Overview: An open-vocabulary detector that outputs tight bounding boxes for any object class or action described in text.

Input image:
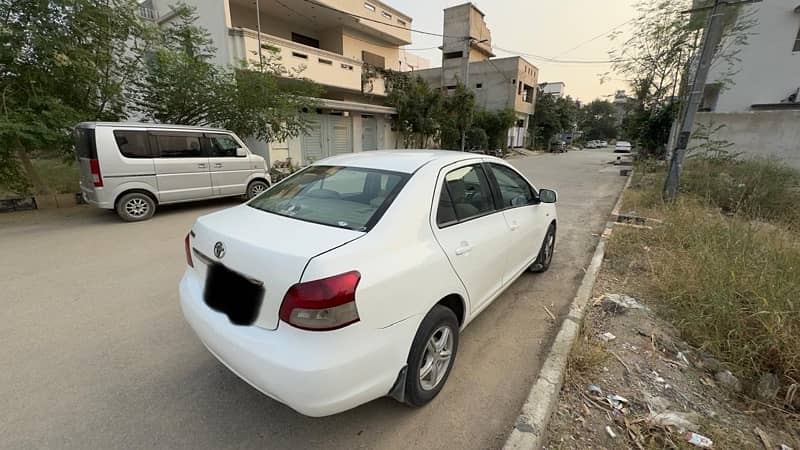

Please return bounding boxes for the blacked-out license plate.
[204,263,264,326]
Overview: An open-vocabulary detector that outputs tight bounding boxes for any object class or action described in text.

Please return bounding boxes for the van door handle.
[213,163,223,168]
[454,243,472,256]
[198,163,207,169]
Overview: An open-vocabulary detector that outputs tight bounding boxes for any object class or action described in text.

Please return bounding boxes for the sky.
[382,0,641,103]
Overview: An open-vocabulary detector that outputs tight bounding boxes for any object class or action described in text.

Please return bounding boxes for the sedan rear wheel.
[403,305,459,407]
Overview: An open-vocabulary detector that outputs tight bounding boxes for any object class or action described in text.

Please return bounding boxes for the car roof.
[75,122,230,133]
[314,150,492,174]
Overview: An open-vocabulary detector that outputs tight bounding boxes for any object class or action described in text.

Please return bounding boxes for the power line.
[553,18,635,58]
[493,45,626,64]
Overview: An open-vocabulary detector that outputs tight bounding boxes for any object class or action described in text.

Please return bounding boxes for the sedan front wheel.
[403,305,459,407]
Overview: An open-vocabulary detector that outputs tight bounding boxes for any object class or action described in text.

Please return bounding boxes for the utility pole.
[664,0,761,200]
[255,0,264,67]
[461,37,472,152]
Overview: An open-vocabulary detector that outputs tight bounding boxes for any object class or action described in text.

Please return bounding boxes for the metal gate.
[301,114,353,164]
[361,115,378,151]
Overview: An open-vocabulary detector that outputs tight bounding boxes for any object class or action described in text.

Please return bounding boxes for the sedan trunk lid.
[191,205,364,330]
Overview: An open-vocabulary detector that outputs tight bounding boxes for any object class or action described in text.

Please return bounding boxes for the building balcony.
[229,28,388,96]
[228,0,411,46]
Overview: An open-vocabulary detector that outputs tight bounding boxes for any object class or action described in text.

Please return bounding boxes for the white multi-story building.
[140,0,417,165]
[702,1,800,112]
[539,82,566,98]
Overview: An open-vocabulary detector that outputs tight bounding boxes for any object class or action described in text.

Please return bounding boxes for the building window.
[382,11,392,20]
[341,63,354,70]
[518,81,523,95]
[397,18,407,26]
[444,51,463,60]
[475,83,483,89]
[318,58,333,65]
[794,25,800,52]
[291,32,320,49]
[363,2,376,12]
[445,85,457,91]
[292,51,308,59]
[522,84,534,103]
[362,50,386,69]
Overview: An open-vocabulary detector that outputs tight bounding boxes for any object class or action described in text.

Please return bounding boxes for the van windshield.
[248,165,410,232]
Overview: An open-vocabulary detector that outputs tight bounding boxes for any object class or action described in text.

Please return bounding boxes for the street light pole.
[461,37,472,152]
[255,0,264,67]
[663,0,725,201]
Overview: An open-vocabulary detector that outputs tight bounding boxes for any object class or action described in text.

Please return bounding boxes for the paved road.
[1,149,625,450]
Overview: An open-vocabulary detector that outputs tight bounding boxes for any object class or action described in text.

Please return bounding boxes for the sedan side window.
[442,164,495,223]
[489,164,534,208]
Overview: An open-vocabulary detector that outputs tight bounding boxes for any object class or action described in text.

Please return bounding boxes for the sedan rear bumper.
[179,270,419,417]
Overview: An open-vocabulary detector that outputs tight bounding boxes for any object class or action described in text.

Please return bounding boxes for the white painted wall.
[691,111,800,170]
[707,1,800,112]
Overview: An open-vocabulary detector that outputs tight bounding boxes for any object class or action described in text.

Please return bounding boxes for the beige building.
[140,0,419,165]
[413,3,538,148]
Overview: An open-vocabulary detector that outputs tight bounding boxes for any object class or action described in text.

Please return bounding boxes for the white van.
[74,122,271,221]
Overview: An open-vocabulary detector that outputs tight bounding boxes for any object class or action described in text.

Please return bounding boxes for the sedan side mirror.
[539,189,557,204]
[236,147,247,157]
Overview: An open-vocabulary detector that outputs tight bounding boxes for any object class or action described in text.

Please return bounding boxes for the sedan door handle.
[213,163,223,168]
[197,163,207,169]
[454,243,472,256]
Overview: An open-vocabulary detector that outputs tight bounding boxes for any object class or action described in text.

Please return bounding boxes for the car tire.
[246,180,269,200]
[530,224,556,273]
[403,305,459,407]
[116,192,156,222]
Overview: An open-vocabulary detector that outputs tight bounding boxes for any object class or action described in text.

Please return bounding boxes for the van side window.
[114,131,150,158]
[156,134,203,158]
[206,134,243,157]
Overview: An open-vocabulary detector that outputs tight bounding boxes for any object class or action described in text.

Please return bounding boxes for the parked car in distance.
[74,122,271,222]
[180,150,558,417]
[585,141,597,149]
[614,141,633,153]
[599,141,609,148]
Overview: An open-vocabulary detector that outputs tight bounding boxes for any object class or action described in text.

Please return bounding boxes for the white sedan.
[180,150,558,417]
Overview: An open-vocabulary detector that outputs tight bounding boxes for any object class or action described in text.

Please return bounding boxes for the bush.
[682,157,800,229]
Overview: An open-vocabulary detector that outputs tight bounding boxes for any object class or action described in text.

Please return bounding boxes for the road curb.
[503,172,633,450]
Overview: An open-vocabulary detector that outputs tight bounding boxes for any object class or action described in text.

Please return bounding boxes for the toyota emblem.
[213,241,226,259]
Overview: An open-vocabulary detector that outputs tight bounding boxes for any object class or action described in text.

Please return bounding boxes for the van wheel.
[402,305,459,407]
[247,180,269,200]
[116,193,156,222]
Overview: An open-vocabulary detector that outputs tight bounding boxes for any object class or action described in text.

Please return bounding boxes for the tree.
[608,0,754,156]
[438,84,475,150]
[130,6,322,143]
[579,100,618,141]
[0,0,156,194]
[473,109,517,151]
[530,94,580,150]
[385,74,442,148]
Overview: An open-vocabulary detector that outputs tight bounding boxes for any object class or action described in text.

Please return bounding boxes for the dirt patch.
[544,267,800,449]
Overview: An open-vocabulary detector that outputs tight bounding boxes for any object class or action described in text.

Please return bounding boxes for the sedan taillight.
[279,271,361,331]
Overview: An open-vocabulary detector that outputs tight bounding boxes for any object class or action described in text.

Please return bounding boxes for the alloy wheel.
[125,198,149,218]
[419,325,454,391]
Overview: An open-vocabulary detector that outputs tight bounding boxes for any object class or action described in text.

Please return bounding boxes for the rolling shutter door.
[302,116,324,163]
[328,116,352,155]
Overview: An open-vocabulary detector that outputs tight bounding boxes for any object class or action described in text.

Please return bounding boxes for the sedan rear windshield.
[248,165,410,232]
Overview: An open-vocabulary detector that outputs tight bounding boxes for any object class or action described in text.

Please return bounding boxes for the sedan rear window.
[248,166,409,231]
